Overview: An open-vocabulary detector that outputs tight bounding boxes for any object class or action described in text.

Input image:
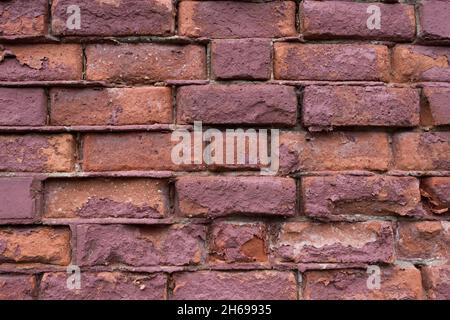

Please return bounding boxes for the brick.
[273,221,394,263]
[419,0,450,42]
[0,0,47,37]
[0,44,83,81]
[274,43,389,81]
[0,227,71,265]
[422,264,450,300]
[397,221,449,260]
[0,134,76,172]
[0,88,46,126]
[392,45,450,82]
[302,175,422,218]
[211,39,271,80]
[85,43,206,83]
[303,86,419,130]
[0,177,42,220]
[421,177,450,215]
[52,0,174,36]
[0,275,36,300]
[301,1,415,41]
[209,222,268,264]
[393,132,450,171]
[303,266,423,300]
[178,1,296,38]
[50,87,172,126]
[40,272,166,300]
[279,131,391,173]
[76,224,206,266]
[176,176,296,218]
[44,178,169,219]
[172,271,297,300]
[177,84,297,126]
[422,86,450,126]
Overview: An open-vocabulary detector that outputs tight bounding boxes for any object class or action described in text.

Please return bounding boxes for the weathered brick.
[279,131,391,173]
[303,266,423,300]
[44,178,169,219]
[273,221,394,263]
[172,271,297,300]
[0,0,47,37]
[397,221,449,260]
[76,224,205,266]
[301,1,415,40]
[0,134,76,172]
[50,87,172,126]
[303,86,419,129]
[209,222,268,264]
[0,275,36,300]
[0,227,71,265]
[178,1,296,38]
[177,84,297,126]
[52,0,174,36]
[302,175,422,218]
[0,177,42,220]
[40,272,167,300]
[393,132,450,170]
[419,0,450,42]
[392,45,450,82]
[274,44,389,81]
[422,264,450,300]
[0,88,47,126]
[211,39,271,80]
[85,44,206,82]
[176,176,296,218]
[0,44,83,81]
[421,177,450,215]
[422,86,450,126]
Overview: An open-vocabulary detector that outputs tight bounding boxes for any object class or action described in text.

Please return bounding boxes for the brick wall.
[0,0,449,300]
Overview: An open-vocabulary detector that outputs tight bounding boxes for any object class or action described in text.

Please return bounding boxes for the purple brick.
[0,275,35,300]
[0,88,47,126]
[0,177,41,220]
[419,0,450,42]
[423,86,450,126]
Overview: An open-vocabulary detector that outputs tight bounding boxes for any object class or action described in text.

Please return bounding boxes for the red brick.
[397,221,449,260]
[0,44,83,81]
[0,0,47,37]
[422,264,450,300]
[0,177,42,220]
[40,272,167,300]
[178,1,296,38]
[301,1,415,40]
[177,84,297,126]
[274,43,389,81]
[50,87,172,126]
[0,134,76,172]
[303,266,424,300]
[0,227,71,265]
[392,45,450,82]
[303,86,420,129]
[393,132,450,170]
[421,177,450,215]
[0,88,46,126]
[85,43,206,83]
[76,224,206,266]
[211,39,271,80]
[209,222,268,264]
[422,86,450,126]
[419,0,450,42]
[279,131,391,173]
[44,178,169,219]
[176,176,296,218]
[0,275,36,300]
[273,221,394,263]
[52,0,174,36]
[302,175,422,219]
[172,271,297,300]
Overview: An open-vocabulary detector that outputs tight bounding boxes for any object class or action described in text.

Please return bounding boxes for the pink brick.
[0,177,41,220]
[0,88,47,126]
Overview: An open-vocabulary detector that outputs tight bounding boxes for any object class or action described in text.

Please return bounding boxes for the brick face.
[419,0,450,42]
[0,275,36,300]
[0,178,41,221]
[0,88,47,126]
[0,0,47,37]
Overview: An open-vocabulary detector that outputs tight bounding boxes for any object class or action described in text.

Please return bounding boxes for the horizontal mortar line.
[0,80,208,87]
[0,124,192,133]
[39,217,210,226]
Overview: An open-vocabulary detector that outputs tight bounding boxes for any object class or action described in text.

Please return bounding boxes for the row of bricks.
[1,85,449,127]
[1,0,449,42]
[2,175,449,220]
[0,220,447,266]
[0,131,450,172]
[1,265,448,300]
[1,43,450,82]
